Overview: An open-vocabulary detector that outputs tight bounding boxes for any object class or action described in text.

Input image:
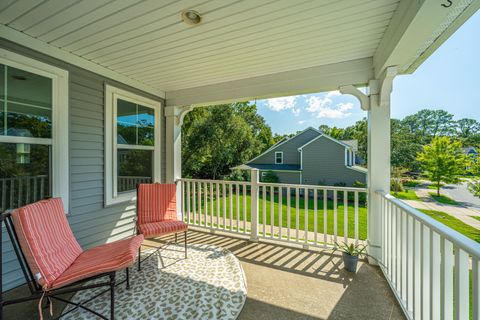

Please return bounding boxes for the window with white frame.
[275,151,283,164]
[105,85,161,205]
[0,49,69,212]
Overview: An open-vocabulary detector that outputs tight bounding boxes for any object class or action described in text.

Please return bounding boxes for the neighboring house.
[463,147,478,161]
[234,127,367,186]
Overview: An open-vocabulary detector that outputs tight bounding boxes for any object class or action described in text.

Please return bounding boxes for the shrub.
[261,170,279,183]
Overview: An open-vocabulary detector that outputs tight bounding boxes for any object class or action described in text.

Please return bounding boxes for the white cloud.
[265,96,297,112]
[298,120,306,125]
[306,94,353,119]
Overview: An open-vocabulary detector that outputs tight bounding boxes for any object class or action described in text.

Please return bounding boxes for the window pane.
[117,149,153,193]
[137,104,154,146]
[116,99,154,146]
[117,99,137,145]
[0,143,51,211]
[1,65,52,138]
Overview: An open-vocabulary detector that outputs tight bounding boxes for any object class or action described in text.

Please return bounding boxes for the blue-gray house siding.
[1,39,166,291]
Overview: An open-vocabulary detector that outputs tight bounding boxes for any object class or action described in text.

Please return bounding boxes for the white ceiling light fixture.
[181,10,202,25]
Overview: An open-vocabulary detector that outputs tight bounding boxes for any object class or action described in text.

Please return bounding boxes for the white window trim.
[104,84,161,206]
[275,151,283,164]
[0,49,69,212]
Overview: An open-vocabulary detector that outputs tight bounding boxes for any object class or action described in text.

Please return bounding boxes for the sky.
[254,10,480,135]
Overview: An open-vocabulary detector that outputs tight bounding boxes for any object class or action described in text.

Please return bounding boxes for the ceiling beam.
[165,57,373,107]
[373,0,479,78]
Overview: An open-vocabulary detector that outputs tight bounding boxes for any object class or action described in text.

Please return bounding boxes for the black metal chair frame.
[136,184,188,271]
[0,212,130,320]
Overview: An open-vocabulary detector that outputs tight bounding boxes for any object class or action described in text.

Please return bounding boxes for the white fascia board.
[1,25,165,98]
[166,58,373,107]
[373,0,478,77]
[348,166,368,174]
[247,127,321,164]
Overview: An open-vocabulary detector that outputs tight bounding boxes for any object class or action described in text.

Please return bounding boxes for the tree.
[416,137,466,196]
[182,102,274,179]
[467,162,480,199]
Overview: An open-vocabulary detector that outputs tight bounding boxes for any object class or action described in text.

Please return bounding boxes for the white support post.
[165,105,193,220]
[340,66,397,264]
[250,169,259,242]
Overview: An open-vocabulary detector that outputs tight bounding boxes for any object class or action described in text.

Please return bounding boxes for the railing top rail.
[177,178,367,192]
[379,191,480,257]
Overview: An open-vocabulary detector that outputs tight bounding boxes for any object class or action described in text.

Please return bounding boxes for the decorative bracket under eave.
[339,85,370,111]
[165,105,194,125]
[378,66,397,108]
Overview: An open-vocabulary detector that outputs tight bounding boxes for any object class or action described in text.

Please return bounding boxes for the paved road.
[444,182,480,210]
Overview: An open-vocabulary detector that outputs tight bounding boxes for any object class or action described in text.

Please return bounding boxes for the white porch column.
[165,106,193,218]
[340,66,396,264]
[250,169,259,242]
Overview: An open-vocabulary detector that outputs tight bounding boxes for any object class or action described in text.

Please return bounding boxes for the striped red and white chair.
[1,197,143,320]
[136,183,188,270]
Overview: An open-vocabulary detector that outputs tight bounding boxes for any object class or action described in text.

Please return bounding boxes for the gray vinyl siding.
[1,40,165,291]
[301,137,366,187]
[260,171,300,184]
[250,128,320,165]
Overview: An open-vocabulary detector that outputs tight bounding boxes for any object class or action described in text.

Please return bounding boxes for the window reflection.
[117,99,154,146]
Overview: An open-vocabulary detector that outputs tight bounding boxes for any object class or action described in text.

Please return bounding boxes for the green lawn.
[472,216,480,222]
[392,189,419,200]
[420,209,480,243]
[186,192,368,240]
[429,193,458,205]
[402,180,421,188]
[427,184,445,190]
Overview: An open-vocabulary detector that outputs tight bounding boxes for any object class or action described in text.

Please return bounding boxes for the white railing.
[378,191,480,320]
[0,175,49,211]
[178,177,367,248]
[117,176,152,192]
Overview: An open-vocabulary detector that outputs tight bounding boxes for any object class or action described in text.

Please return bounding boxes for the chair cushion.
[137,183,177,224]
[52,235,144,289]
[138,220,188,239]
[11,198,82,289]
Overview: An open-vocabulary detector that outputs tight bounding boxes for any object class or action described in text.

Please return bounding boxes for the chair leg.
[138,247,141,271]
[109,273,116,320]
[125,267,130,290]
[184,231,187,259]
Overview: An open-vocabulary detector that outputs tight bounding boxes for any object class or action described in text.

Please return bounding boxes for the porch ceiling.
[1,0,478,105]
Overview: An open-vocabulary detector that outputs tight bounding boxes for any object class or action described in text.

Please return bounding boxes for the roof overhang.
[1,0,477,105]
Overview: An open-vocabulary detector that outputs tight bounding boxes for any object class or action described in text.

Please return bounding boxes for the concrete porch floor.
[3,230,404,319]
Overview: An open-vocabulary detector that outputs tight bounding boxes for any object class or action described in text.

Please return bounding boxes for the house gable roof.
[297,133,352,151]
[246,127,321,164]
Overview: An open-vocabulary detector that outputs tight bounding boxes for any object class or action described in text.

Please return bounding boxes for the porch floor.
[3,230,404,319]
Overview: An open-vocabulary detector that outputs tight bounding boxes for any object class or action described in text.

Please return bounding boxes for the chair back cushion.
[11,198,82,289]
[137,183,177,224]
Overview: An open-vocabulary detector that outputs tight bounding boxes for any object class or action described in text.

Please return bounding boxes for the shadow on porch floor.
[3,230,404,319]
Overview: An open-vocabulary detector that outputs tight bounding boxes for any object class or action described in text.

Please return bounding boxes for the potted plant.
[334,242,367,273]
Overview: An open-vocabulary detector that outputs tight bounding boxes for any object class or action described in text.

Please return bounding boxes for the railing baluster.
[236,184,240,232]
[223,183,227,230]
[440,238,453,320]
[210,182,214,229]
[229,184,233,231]
[304,187,308,245]
[198,182,202,226]
[186,181,191,224]
[287,186,291,241]
[333,190,337,244]
[473,256,480,320]
[354,191,359,244]
[422,225,431,320]
[454,247,469,320]
[278,187,282,240]
[295,187,299,242]
[192,182,196,225]
[313,189,318,245]
[204,182,208,227]
[216,182,220,228]
[263,185,267,237]
[243,184,247,233]
[413,218,421,319]
[270,185,274,238]
[323,189,327,246]
[1,178,6,211]
[343,190,348,244]
[430,231,441,320]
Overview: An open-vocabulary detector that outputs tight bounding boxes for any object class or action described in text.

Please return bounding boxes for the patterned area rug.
[62,244,247,320]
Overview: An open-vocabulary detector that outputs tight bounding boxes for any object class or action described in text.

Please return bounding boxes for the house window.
[0,49,69,212]
[105,85,161,205]
[275,151,283,164]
